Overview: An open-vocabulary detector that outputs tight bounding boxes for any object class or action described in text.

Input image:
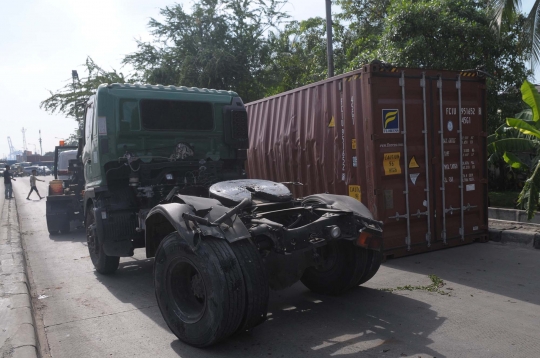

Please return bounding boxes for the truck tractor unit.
[45,145,84,234]
[76,83,383,347]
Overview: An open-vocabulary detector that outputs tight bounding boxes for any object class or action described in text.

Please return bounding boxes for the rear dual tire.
[301,241,382,295]
[154,233,269,347]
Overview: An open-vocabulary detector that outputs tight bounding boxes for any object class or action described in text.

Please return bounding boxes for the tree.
[489,80,540,218]
[263,17,350,95]
[123,0,289,103]
[367,0,531,134]
[489,0,540,68]
[335,0,391,69]
[40,57,129,126]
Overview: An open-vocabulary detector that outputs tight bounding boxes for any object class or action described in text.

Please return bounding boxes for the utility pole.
[39,129,43,156]
[326,0,334,78]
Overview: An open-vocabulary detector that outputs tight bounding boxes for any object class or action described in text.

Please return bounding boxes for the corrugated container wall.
[246,63,488,258]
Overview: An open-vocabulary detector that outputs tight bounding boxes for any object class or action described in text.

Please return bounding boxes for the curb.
[0,196,39,358]
[489,228,540,250]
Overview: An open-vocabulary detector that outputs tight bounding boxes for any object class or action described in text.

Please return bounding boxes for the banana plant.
[490,80,540,219]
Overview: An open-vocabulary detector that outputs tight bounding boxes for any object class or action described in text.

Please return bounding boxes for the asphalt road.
[9,176,540,358]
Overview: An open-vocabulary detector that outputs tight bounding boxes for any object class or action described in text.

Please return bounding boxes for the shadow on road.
[48,227,86,243]
[94,256,445,358]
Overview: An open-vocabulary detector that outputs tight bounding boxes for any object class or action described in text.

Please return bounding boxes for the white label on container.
[466,184,475,191]
[473,226,478,231]
[98,116,107,135]
[447,121,454,131]
[410,173,419,185]
[352,156,358,167]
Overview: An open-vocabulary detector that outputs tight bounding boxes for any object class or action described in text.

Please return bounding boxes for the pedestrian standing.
[27,170,44,200]
[4,165,16,199]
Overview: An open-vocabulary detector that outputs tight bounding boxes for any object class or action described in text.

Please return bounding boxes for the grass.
[488,191,520,208]
[381,274,449,296]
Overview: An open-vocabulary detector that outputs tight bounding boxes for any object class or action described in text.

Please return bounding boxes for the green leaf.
[515,109,533,121]
[518,160,540,220]
[521,80,540,121]
[503,152,526,169]
[506,118,540,138]
[487,137,537,155]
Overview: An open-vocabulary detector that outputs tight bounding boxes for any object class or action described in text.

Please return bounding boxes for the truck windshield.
[140,99,213,131]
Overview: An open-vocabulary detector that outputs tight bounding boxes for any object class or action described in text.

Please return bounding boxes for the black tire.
[60,219,70,234]
[230,239,269,332]
[154,233,246,347]
[86,204,120,275]
[356,250,383,286]
[301,240,369,295]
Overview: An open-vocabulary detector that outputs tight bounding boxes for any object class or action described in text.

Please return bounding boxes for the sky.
[0,0,326,159]
[0,0,537,159]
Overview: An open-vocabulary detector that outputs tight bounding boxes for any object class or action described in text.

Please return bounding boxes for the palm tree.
[490,0,540,67]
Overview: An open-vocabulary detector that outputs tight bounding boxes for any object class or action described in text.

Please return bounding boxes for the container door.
[431,74,487,244]
[365,71,435,253]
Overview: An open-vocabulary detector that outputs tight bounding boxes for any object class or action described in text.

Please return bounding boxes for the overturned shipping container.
[246,63,488,258]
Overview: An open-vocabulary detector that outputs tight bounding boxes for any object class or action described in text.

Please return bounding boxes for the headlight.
[328,225,341,239]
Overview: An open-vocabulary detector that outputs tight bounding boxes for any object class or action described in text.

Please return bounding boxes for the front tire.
[86,204,120,275]
[154,233,246,347]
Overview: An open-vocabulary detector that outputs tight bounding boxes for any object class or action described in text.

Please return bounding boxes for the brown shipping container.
[246,63,488,258]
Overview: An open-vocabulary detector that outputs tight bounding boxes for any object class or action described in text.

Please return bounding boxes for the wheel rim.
[86,208,99,256]
[314,244,339,272]
[167,258,207,324]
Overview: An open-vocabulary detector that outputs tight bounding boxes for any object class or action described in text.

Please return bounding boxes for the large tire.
[230,239,269,332]
[86,204,120,275]
[60,218,70,234]
[355,250,383,286]
[301,240,369,295]
[154,233,246,347]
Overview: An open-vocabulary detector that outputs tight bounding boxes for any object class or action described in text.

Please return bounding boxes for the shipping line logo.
[382,109,399,133]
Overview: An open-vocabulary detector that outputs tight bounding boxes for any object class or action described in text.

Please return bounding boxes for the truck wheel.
[86,204,120,275]
[301,241,369,295]
[60,219,70,234]
[355,250,383,286]
[230,239,269,332]
[154,233,245,347]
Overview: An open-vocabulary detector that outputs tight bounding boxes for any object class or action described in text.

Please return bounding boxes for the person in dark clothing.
[3,165,16,199]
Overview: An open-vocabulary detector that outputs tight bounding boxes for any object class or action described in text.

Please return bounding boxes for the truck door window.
[140,99,213,131]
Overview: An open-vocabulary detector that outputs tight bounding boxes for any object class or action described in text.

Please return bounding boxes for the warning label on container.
[382,109,399,133]
[349,185,361,201]
[352,139,356,149]
[328,116,335,127]
[383,152,401,175]
[409,156,419,169]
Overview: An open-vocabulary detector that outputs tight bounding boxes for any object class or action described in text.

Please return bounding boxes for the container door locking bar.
[438,76,447,244]
[400,71,412,251]
[457,75,465,241]
[420,73,432,247]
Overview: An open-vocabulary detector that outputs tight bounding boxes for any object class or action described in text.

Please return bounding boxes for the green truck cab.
[82,83,248,260]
